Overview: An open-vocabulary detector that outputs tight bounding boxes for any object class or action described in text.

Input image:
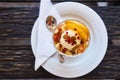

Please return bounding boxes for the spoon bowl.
[46,15,57,32]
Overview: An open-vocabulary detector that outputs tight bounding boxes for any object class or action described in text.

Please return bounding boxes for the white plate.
[31,2,108,78]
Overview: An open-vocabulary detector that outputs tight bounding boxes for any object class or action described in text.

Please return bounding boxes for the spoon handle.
[58,54,65,63]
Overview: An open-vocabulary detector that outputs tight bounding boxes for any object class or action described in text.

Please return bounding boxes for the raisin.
[75,33,77,36]
[59,44,62,48]
[66,32,68,34]
[74,28,77,31]
[77,36,80,39]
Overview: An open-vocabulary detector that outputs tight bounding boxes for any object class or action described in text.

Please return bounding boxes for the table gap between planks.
[0,0,120,79]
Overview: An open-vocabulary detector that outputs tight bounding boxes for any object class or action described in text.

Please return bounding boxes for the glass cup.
[53,19,90,57]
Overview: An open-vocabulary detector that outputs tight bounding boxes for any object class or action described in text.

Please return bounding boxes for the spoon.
[46,15,65,63]
[46,15,56,32]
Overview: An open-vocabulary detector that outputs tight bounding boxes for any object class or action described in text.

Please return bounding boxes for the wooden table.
[0,0,120,79]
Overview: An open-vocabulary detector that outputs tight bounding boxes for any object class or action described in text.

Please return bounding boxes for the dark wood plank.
[0,0,119,2]
[0,2,97,8]
[0,45,119,78]
[0,6,120,79]
[0,7,38,39]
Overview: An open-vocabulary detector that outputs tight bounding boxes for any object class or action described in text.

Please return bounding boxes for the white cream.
[60,30,81,50]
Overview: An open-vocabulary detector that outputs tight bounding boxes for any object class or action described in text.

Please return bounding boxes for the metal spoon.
[46,15,57,32]
[46,15,65,63]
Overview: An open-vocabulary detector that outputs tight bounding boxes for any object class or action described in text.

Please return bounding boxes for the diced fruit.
[65,20,90,36]
[62,48,67,53]
[55,43,62,51]
[75,44,84,53]
[83,41,89,49]
[65,50,72,55]
[72,45,80,51]
[65,23,88,42]
[63,34,70,39]
[53,34,60,42]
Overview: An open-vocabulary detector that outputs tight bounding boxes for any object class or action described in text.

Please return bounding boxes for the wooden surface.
[0,1,120,79]
[0,0,119,2]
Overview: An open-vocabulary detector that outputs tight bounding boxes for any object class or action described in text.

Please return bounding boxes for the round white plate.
[31,2,108,78]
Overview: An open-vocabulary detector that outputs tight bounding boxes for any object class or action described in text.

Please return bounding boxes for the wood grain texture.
[0,0,120,2]
[0,6,120,79]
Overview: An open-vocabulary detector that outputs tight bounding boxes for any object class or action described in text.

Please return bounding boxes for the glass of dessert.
[53,19,90,57]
